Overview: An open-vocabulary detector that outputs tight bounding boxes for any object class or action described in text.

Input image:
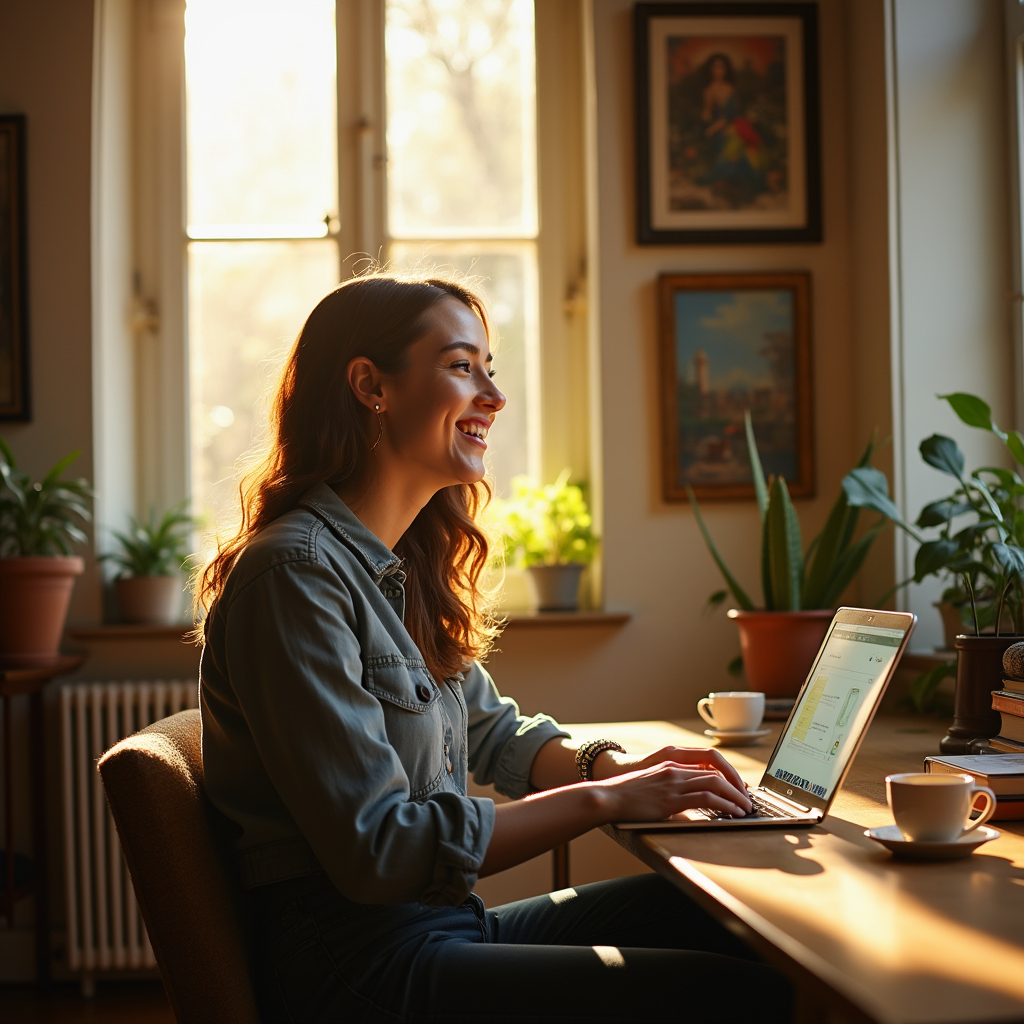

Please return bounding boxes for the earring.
[370,403,383,452]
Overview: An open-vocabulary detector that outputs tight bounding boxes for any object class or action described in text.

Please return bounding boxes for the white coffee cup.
[886,772,996,843]
[697,691,766,732]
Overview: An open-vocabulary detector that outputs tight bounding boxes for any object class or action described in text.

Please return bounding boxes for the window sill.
[500,611,631,628]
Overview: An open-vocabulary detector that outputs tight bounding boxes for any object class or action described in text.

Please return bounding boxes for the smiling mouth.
[457,421,489,447]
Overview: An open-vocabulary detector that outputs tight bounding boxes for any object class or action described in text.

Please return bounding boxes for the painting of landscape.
[659,274,812,501]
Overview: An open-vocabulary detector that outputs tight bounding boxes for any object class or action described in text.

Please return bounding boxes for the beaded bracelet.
[575,738,626,781]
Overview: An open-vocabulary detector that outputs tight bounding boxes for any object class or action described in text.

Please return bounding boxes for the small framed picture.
[635,2,821,245]
[658,272,813,502]
[0,115,30,421]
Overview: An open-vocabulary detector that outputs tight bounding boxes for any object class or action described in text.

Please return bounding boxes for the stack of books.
[991,685,1024,751]
[925,753,1024,820]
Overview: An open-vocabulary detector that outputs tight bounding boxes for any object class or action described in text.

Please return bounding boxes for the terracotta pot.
[526,564,585,611]
[115,575,184,625]
[0,556,84,666]
[727,608,834,698]
[940,634,1021,754]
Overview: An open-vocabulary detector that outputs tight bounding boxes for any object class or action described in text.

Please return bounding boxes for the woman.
[197,274,792,1023]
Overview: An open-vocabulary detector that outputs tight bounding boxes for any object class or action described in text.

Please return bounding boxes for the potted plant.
[0,440,91,665]
[843,392,1024,750]
[491,471,598,611]
[690,415,885,697]
[102,506,195,625]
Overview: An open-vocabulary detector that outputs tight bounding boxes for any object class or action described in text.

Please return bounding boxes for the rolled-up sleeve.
[220,559,494,906]
[462,662,570,798]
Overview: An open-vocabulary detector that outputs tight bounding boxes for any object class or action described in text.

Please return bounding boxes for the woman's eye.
[451,360,471,372]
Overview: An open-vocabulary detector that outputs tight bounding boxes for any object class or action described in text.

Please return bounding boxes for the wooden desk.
[563,717,1024,1024]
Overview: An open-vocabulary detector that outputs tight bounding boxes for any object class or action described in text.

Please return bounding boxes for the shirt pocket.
[365,657,448,800]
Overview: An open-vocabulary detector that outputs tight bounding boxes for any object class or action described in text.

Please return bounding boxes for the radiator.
[60,681,198,972]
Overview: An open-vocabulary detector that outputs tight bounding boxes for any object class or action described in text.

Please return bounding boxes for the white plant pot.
[115,575,184,625]
[526,564,586,612]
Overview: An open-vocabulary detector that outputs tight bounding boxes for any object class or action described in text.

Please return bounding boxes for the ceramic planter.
[0,556,84,666]
[727,608,834,698]
[940,634,1021,754]
[526,564,586,612]
[115,575,184,625]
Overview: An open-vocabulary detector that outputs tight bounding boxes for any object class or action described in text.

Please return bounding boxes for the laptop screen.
[763,621,908,806]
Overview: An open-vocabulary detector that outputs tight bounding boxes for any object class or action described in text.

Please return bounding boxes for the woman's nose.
[479,377,506,412]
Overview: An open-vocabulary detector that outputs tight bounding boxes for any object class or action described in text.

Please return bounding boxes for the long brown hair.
[193,273,499,682]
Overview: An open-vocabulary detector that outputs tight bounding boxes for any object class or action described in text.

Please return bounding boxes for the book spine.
[990,734,1024,752]
[1000,712,1024,744]
[1002,678,1024,694]
[992,691,1024,716]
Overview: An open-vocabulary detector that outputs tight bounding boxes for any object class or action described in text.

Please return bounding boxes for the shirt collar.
[299,483,404,580]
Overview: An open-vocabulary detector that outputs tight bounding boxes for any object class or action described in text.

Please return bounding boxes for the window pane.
[184,0,337,232]
[188,241,339,527]
[385,0,537,238]
[389,243,538,494]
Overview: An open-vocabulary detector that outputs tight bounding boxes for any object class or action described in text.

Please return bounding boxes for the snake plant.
[689,413,882,612]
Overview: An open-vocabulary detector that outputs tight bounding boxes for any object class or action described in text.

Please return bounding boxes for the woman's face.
[711,57,727,81]
[379,297,505,490]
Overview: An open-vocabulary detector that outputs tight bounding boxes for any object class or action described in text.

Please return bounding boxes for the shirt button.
[416,684,431,702]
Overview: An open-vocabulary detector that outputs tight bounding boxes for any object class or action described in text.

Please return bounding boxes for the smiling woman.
[194,271,792,1023]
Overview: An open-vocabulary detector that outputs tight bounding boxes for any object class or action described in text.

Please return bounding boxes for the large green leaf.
[914,538,961,582]
[939,393,1006,438]
[761,498,773,609]
[744,411,768,520]
[686,486,755,611]
[916,498,972,528]
[765,476,802,611]
[920,434,965,478]
[842,466,920,541]
[1007,431,1024,466]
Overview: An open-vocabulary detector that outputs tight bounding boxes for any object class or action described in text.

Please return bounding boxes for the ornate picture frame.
[659,271,814,502]
[635,2,822,245]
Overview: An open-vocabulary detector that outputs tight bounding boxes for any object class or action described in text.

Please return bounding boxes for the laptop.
[617,607,917,831]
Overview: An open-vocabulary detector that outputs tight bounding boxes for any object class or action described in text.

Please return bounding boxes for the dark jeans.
[248,872,793,1023]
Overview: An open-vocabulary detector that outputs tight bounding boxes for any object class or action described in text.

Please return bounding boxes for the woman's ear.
[347,357,385,412]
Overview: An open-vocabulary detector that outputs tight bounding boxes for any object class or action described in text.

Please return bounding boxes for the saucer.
[703,727,771,746]
[864,823,1001,860]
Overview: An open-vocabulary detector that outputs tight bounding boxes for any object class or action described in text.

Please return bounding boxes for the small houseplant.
[491,471,598,611]
[843,392,1024,748]
[102,505,195,625]
[0,440,91,664]
[690,415,884,696]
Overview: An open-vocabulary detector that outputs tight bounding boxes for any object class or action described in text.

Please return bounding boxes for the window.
[183,0,558,530]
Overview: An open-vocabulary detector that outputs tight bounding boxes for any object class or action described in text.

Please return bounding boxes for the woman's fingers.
[651,745,748,795]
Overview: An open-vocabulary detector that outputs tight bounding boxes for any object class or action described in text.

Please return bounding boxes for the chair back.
[98,708,261,1024]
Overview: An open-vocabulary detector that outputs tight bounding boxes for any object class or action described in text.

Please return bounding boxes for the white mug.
[886,772,996,843]
[697,691,765,732]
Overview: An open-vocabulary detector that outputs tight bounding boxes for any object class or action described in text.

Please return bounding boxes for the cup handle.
[697,698,717,728]
[962,786,997,835]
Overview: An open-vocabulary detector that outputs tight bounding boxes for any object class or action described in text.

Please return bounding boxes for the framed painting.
[658,272,813,502]
[0,115,29,421]
[635,2,821,245]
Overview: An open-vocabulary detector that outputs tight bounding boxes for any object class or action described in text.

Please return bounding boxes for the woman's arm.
[529,736,748,795]
[480,762,751,877]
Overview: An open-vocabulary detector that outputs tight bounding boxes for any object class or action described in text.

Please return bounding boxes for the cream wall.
[489,0,878,725]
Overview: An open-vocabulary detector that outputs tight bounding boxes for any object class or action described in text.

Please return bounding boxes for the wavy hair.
[193,273,499,683]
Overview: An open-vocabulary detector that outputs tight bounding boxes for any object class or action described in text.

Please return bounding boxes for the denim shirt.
[200,483,568,907]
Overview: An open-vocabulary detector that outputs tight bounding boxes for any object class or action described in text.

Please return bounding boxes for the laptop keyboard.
[703,792,791,820]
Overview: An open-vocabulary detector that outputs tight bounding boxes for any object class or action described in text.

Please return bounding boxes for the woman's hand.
[593,744,748,795]
[594,763,752,823]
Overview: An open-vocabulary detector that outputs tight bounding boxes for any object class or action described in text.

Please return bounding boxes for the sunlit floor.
[0,981,174,1023]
